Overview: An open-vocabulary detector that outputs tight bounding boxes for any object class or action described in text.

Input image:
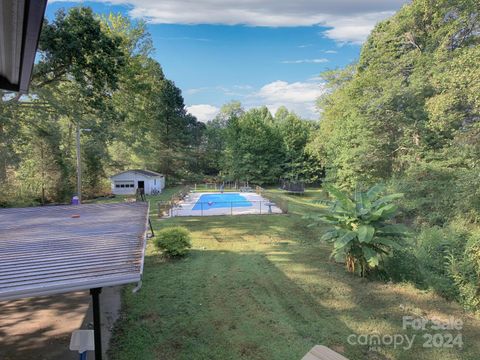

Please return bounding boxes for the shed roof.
[0,202,149,301]
[111,169,164,178]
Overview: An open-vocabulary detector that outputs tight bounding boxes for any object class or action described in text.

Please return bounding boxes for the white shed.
[110,169,165,195]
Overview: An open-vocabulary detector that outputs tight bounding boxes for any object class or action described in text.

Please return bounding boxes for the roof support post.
[90,287,103,360]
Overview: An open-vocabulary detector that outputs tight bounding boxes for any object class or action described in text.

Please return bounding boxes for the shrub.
[383,246,425,285]
[414,226,468,300]
[308,184,409,277]
[154,227,192,257]
[446,230,480,311]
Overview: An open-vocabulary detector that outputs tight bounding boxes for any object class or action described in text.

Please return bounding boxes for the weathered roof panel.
[0,202,149,301]
[111,169,164,178]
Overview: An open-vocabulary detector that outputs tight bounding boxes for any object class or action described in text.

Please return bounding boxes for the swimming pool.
[192,193,252,210]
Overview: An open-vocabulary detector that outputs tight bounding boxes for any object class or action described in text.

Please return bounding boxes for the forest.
[310,0,479,312]
[0,7,322,207]
[0,0,479,312]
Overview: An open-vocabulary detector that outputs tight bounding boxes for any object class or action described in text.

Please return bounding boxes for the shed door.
[138,181,145,189]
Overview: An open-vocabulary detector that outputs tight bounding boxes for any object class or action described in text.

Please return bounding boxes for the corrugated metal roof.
[0,202,149,301]
[111,169,164,178]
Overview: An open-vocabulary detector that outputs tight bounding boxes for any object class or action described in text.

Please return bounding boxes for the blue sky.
[46,1,408,121]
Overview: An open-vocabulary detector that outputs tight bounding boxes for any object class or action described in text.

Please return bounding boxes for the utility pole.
[76,122,82,204]
[75,123,91,204]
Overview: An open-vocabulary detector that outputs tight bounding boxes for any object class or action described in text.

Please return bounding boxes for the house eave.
[0,0,48,93]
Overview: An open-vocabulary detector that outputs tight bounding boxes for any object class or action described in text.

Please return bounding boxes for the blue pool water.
[192,193,252,210]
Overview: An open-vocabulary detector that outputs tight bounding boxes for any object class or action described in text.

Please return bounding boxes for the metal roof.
[0,0,48,93]
[111,169,164,178]
[0,202,149,301]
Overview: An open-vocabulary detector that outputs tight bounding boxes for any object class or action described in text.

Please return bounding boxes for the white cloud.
[281,58,328,64]
[321,12,395,44]
[324,50,338,54]
[184,81,325,120]
[251,80,325,119]
[51,0,409,43]
[186,104,219,122]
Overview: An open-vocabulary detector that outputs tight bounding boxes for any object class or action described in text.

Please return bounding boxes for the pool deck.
[172,192,282,216]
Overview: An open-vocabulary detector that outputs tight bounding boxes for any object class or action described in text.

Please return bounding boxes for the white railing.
[171,200,281,217]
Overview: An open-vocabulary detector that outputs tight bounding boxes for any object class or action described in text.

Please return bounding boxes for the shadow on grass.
[109,249,361,360]
[273,247,480,360]
[117,209,480,360]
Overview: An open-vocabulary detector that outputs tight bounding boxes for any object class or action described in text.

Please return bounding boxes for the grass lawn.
[108,189,480,360]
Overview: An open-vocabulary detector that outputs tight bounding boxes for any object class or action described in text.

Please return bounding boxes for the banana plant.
[309,184,409,277]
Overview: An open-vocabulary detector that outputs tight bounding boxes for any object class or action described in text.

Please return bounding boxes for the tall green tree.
[311,0,479,193]
[275,108,322,183]
[224,107,284,184]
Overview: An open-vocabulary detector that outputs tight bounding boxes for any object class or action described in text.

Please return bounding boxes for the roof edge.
[110,169,164,179]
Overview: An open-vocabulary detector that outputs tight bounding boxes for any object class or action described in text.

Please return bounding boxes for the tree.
[310,0,480,192]
[276,109,322,183]
[199,102,244,177]
[1,7,206,204]
[224,107,284,184]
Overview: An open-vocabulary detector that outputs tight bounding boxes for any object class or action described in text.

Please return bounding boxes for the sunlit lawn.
[108,189,480,360]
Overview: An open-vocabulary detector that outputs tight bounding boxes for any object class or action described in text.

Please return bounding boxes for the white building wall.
[111,171,165,195]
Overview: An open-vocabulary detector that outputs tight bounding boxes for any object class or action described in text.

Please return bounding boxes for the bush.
[414,226,466,299]
[308,183,409,277]
[446,230,480,312]
[383,246,425,285]
[383,223,480,312]
[154,227,192,257]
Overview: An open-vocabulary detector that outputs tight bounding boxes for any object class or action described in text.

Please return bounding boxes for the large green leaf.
[366,184,385,200]
[334,231,356,249]
[355,191,370,214]
[377,224,410,236]
[332,251,346,262]
[363,247,380,267]
[325,185,355,211]
[357,224,375,243]
[373,193,404,207]
[321,230,338,241]
[375,237,402,250]
[371,203,398,220]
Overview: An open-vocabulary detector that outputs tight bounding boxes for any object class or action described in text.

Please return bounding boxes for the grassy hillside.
[109,190,480,360]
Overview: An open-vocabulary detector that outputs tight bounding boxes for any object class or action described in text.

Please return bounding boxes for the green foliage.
[220,106,321,185]
[1,7,207,205]
[309,184,408,277]
[224,107,284,185]
[446,230,480,312]
[382,246,425,284]
[383,219,480,313]
[307,0,480,311]
[36,7,125,96]
[153,227,192,258]
[414,226,464,299]
[276,110,323,183]
[310,0,480,192]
